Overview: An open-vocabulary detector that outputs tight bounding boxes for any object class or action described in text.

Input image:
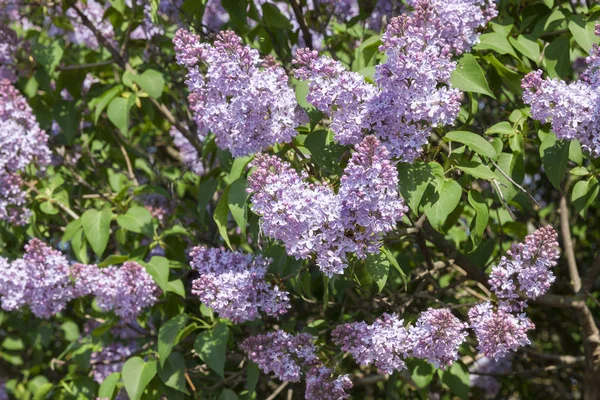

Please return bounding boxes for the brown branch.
[266,382,289,400]
[560,196,582,292]
[520,348,585,367]
[583,252,600,294]
[288,0,313,49]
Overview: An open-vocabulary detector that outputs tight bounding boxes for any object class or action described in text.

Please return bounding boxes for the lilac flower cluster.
[137,192,172,225]
[130,0,182,40]
[0,80,51,225]
[0,239,75,318]
[63,1,114,50]
[169,127,204,175]
[294,0,496,162]
[173,29,305,157]
[189,247,290,323]
[241,331,352,399]
[203,0,229,31]
[72,262,160,321]
[332,309,467,373]
[522,62,600,156]
[469,354,512,397]
[241,331,319,382]
[248,135,406,276]
[0,25,17,81]
[470,226,559,359]
[488,226,559,304]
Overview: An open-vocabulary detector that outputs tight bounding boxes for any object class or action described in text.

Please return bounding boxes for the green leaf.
[445,131,498,160]
[219,389,238,400]
[455,160,497,181]
[194,323,230,378]
[158,352,189,394]
[167,280,186,298]
[72,229,89,264]
[158,314,189,367]
[98,254,129,268]
[468,190,489,248]
[117,207,154,237]
[474,32,519,59]
[93,86,123,124]
[486,121,514,136]
[439,362,470,400]
[228,178,248,236]
[261,3,291,29]
[32,39,64,74]
[544,36,571,79]
[98,372,121,399]
[304,130,346,175]
[247,361,259,395]
[81,207,113,257]
[109,0,126,13]
[40,201,58,215]
[539,132,569,190]
[107,97,133,137]
[450,54,495,98]
[132,69,165,99]
[365,252,389,293]
[569,15,599,52]
[227,155,252,183]
[53,100,78,144]
[214,186,232,249]
[406,359,435,389]
[569,140,583,166]
[144,256,170,293]
[122,357,157,400]
[198,179,218,224]
[381,246,407,289]
[493,152,524,202]
[397,162,436,214]
[509,34,541,62]
[423,180,462,232]
[572,177,599,217]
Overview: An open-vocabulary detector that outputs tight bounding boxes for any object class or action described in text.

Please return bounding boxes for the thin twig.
[288,0,313,49]
[120,144,139,186]
[57,60,114,71]
[266,382,289,400]
[490,160,541,209]
[583,252,600,294]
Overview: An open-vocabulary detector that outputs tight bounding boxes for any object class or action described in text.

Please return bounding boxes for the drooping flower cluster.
[169,127,204,175]
[241,331,319,382]
[242,331,352,399]
[294,0,496,162]
[0,25,17,81]
[62,1,115,50]
[469,354,512,397]
[0,80,51,225]
[468,302,534,360]
[0,239,75,318]
[305,366,353,400]
[173,29,305,157]
[488,225,559,304]
[248,135,406,276]
[189,247,290,323]
[470,226,559,359]
[72,262,160,321]
[332,309,467,373]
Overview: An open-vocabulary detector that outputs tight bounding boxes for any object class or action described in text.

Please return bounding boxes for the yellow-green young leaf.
[81,207,113,257]
[158,314,189,367]
[92,85,123,124]
[572,177,599,217]
[132,69,165,99]
[509,34,541,62]
[98,372,121,399]
[468,190,489,248]
[445,131,498,160]
[569,15,600,52]
[144,256,170,293]
[486,121,514,136]
[107,96,134,137]
[450,54,495,98]
[117,206,154,237]
[539,132,569,190]
[214,186,232,249]
[194,324,230,378]
[109,0,126,13]
[423,180,462,233]
[475,32,519,58]
[228,178,248,236]
[122,357,157,400]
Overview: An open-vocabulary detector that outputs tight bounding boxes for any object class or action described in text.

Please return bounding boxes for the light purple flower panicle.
[189,247,290,323]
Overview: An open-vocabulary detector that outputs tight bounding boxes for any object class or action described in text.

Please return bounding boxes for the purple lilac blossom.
[468,302,534,360]
[248,136,406,276]
[294,49,377,145]
[189,247,290,323]
[91,342,137,383]
[130,0,182,40]
[0,239,75,318]
[332,313,411,374]
[64,1,115,50]
[169,126,204,175]
[241,331,319,382]
[338,135,408,258]
[407,308,469,368]
[203,0,229,31]
[0,25,17,81]
[488,226,559,304]
[72,262,159,321]
[305,366,353,400]
[173,29,305,157]
[0,80,51,225]
[137,193,172,225]
[469,354,512,397]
